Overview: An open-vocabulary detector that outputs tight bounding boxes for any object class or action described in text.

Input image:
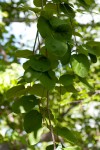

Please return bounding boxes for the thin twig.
[47,91,56,150]
[33,31,38,53]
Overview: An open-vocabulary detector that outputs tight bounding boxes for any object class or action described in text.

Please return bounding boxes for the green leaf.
[24,67,42,83]
[49,16,69,31]
[41,3,57,19]
[40,46,59,69]
[78,77,94,90]
[29,84,48,97]
[74,32,83,38]
[45,37,68,57]
[60,47,71,65]
[65,85,78,93]
[6,85,25,99]
[52,0,60,3]
[24,110,42,133]
[60,3,75,18]
[77,45,88,56]
[40,72,55,90]
[44,3,57,14]
[29,55,51,72]
[37,17,52,38]
[54,126,77,144]
[84,0,94,5]
[23,60,30,70]
[85,41,100,56]
[59,74,75,86]
[89,53,97,63]
[15,50,33,58]
[70,54,90,78]
[33,0,47,7]
[63,146,81,150]
[12,95,39,114]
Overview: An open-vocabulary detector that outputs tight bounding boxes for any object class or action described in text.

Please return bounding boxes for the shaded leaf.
[12,95,39,113]
[29,84,48,97]
[54,126,77,144]
[60,3,75,18]
[24,110,42,133]
[65,85,78,93]
[37,16,52,38]
[24,67,42,83]
[49,16,69,31]
[89,53,97,63]
[29,55,51,72]
[40,72,55,90]
[60,46,71,65]
[86,41,100,56]
[6,85,25,99]
[59,74,75,86]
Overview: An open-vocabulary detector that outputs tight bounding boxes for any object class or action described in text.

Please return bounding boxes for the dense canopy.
[0,0,100,150]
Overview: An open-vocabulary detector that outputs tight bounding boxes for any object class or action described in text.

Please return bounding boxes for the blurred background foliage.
[0,0,100,150]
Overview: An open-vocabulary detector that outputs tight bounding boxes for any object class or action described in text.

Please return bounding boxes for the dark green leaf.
[60,3,75,18]
[23,60,30,70]
[24,67,42,83]
[12,95,39,113]
[59,74,74,86]
[29,55,51,72]
[24,110,42,133]
[86,41,100,56]
[6,85,25,99]
[29,84,48,97]
[60,47,71,65]
[89,53,97,63]
[37,17,52,38]
[65,85,78,93]
[70,54,90,78]
[40,72,55,90]
[49,16,69,31]
[54,126,77,144]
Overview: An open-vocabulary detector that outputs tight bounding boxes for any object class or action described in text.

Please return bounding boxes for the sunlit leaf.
[15,50,33,58]
[70,54,90,78]
[45,37,68,57]
[34,0,47,7]
[63,146,81,150]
